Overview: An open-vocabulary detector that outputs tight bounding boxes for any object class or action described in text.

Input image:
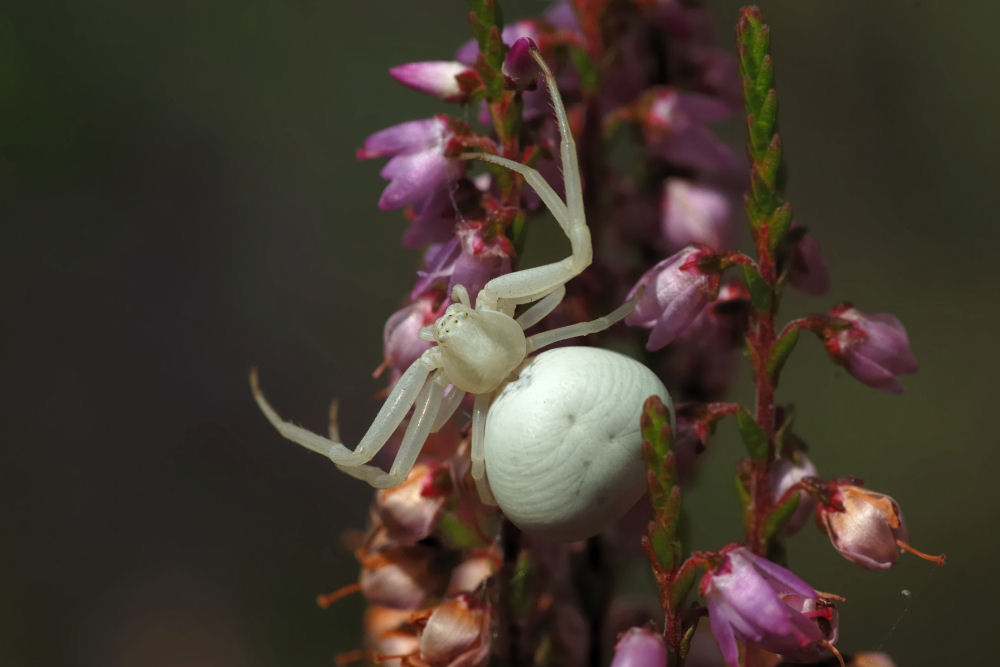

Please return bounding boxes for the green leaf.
[640,395,673,466]
[735,472,751,512]
[762,491,801,542]
[767,323,800,381]
[669,562,697,610]
[437,511,482,549]
[468,1,504,101]
[650,524,675,572]
[742,263,772,313]
[766,202,793,249]
[736,408,769,461]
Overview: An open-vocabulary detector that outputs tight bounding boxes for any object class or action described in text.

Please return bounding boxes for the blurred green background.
[1,1,995,665]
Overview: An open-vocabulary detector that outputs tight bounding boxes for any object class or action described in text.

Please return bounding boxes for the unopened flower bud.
[610,626,668,667]
[661,177,731,251]
[641,88,737,174]
[414,594,491,667]
[379,296,438,379]
[817,483,945,570]
[503,37,538,90]
[824,305,917,394]
[625,245,721,350]
[390,61,474,101]
[787,226,829,296]
[770,453,818,537]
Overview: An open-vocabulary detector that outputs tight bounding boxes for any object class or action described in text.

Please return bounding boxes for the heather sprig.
[304,3,944,666]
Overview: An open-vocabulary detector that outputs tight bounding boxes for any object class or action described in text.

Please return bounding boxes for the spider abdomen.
[484,346,672,541]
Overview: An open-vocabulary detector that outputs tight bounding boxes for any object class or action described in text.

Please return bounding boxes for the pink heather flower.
[380,295,439,378]
[411,224,514,306]
[661,177,731,251]
[816,483,944,571]
[825,305,918,394]
[770,453,818,537]
[788,226,830,296]
[503,37,538,90]
[625,245,721,350]
[358,116,464,211]
[374,463,449,543]
[641,88,738,175]
[701,545,838,667]
[390,61,473,101]
[610,627,668,667]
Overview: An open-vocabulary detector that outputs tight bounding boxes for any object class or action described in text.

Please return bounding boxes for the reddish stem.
[746,230,778,555]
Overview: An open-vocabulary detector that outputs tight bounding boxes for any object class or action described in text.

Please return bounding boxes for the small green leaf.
[669,562,697,610]
[762,491,801,542]
[766,202,793,249]
[736,408,769,461]
[735,473,751,512]
[650,525,675,572]
[437,511,482,549]
[767,324,800,381]
[742,263,772,313]
[640,395,673,465]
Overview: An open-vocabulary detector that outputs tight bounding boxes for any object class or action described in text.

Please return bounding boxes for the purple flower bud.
[625,245,721,350]
[390,61,473,101]
[503,37,538,90]
[358,116,464,211]
[641,88,738,175]
[411,224,514,306]
[661,178,731,251]
[770,453,818,537]
[456,19,544,64]
[825,306,917,394]
[700,545,838,667]
[788,226,830,296]
[379,296,438,378]
[610,627,668,667]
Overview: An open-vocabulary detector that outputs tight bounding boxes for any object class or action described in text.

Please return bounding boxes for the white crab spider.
[251,49,672,540]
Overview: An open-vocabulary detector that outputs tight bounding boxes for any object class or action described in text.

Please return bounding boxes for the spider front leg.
[250,347,442,472]
[335,371,448,488]
[466,48,591,315]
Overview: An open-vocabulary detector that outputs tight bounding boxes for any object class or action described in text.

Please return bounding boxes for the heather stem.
[737,6,790,555]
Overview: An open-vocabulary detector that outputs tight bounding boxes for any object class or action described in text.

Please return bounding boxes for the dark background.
[2,1,995,665]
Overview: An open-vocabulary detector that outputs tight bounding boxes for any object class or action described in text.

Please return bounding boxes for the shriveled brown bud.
[375,463,449,543]
[359,545,450,609]
[413,594,490,667]
[818,483,944,570]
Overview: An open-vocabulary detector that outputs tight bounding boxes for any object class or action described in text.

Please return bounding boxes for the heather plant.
[253,2,944,665]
